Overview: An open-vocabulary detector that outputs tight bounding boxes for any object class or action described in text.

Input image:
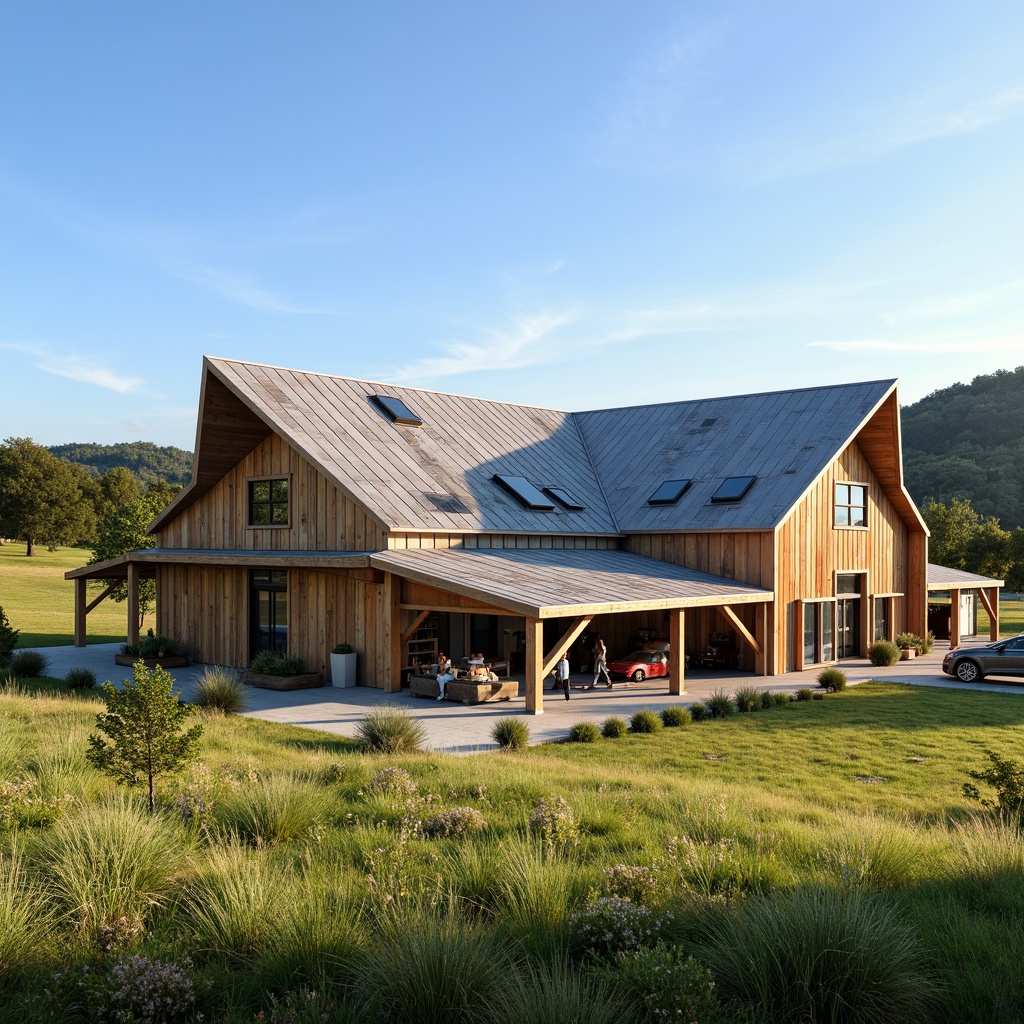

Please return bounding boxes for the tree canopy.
[49,441,193,487]
[0,437,97,555]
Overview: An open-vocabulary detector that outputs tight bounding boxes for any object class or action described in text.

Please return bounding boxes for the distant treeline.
[902,366,1024,531]
[49,442,193,487]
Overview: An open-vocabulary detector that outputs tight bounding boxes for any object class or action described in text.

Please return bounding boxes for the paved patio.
[27,639,1024,753]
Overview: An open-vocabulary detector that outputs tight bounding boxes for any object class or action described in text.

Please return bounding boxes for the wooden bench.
[409,674,519,704]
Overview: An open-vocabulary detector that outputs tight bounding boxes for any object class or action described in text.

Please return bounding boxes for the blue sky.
[2,1,1022,449]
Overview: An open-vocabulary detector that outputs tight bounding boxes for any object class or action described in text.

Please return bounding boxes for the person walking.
[590,635,612,689]
[555,651,571,701]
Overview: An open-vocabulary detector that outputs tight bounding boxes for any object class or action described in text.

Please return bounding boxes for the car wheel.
[631,669,646,683]
[955,659,981,683]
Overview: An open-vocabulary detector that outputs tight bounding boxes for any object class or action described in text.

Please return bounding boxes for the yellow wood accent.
[540,616,593,679]
[127,561,141,647]
[720,604,762,655]
[669,608,684,695]
[400,610,431,645]
[525,617,544,715]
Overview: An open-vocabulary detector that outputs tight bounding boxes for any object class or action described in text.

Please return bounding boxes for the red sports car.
[606,649,670,683]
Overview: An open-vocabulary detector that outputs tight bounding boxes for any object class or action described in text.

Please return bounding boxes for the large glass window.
[802,600,836,666]
[249,478,289,526]
[874,597,890,641]
[250,570,288,656]
[835,483,867,527]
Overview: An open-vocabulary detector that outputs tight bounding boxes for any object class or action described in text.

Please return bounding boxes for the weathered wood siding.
[156,564,393,685]
[388,533,618,550]
[155,433,386,552]
[774,439,910,672]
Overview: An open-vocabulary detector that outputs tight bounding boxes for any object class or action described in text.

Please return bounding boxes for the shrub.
[0,607,18,667]
[705,689,735,718]
[733,685,762,712]
[768,690,792,707]
[660,705,691,727]
[249,649,305,676]
[9,649,49,677]
[332,642,354,654]
[492,717,530,750]
[65,666,97,690]
[869,640,901,666]
[529,795,579,850]
[613,944,719,1024]
[487,958,627,1024]
[963,750,1024,815]
[817,667,848,692]
[702,887,933,1023]
[569,896,671,960]
[356,704,426,753]
[895,632,925,654]
[600,716,628,738]
[920,630,935,655]
[812,692,825,700]
[688,701,709,721]
[795,688,813,701]
[422,806,488,839]
[192,665,246,713]
[138,633,182,659]
[629,708,663,734]
[371,766,418,797]
[567,721,600,743]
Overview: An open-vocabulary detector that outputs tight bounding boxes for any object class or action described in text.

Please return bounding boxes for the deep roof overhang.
[927,562,1005,591]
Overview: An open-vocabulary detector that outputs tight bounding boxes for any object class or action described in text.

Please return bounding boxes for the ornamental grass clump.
[869,640,901,667]
[600,716,628,738]
[818,667,848,692]
[487,958,628,1024]
[218,773,323,846]
[629,708,662,734]
[688,701,709,722]
[705,689,736,718]
[356,704,426,754]
[422,806,488,839]
[733,685,763,712]
[249,649,305,676]
[795,688,813,701]
[567,720,600,743]
[9,649,49,677]
[64,666,97,690]
[0,846,52,979]
[192,665,246,714]
[660,705,691,727]
[492,717,529,750]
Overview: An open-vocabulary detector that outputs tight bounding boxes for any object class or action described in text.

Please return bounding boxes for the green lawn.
[2,677,1024,1022]
[0,542,142,647]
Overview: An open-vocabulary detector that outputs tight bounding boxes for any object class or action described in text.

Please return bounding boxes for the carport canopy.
[927,562,1004,648]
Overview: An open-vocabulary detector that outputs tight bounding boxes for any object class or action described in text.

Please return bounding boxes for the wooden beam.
[668,608,684,695]
[399,603,512,616]
[525,617,544,715]
[74,578,87,648]
[127,561,140,646]
[86,581,120,614]
[540,616,593,679]
[720,604,762,656]
[950,589,961,650]
[400,610,431,645]
[383,573,402,692]
[794,601,804,673]
[978,587,999,641]
[760,603,768,676]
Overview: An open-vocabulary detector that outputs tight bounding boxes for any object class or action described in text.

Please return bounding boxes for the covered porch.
[927,563,1004,649]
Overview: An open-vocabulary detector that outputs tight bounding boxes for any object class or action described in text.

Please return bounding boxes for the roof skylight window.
[711,476,756,503]
[647,479,691,505]
[544,487,586,511]
[492,474,555,510]
[371,394,422,426]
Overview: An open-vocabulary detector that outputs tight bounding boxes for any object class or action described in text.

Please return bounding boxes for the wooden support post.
[794,601,805,672]
[669,608,684,695]
[525,616,544,715]
[760,603,769,676]
[979,587,999,641]
[74,577,87,648]
[127,562,140,647]
[950,590,961,651]
[383,573,403,692]
[86,581,120,614]
[400,610,431,645]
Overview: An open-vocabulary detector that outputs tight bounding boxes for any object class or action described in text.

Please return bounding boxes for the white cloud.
[0,342,144,393]
[177,266,335,315]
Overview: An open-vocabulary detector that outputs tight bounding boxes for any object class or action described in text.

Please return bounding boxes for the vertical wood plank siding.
[155,434,386,552]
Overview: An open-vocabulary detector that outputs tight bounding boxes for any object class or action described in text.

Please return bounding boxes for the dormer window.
[648,479,691,505]
[372,394,422,426]
[492,474,555,510]
[710,476,756,503]
[249,478,289,526]
[835,483,867,527]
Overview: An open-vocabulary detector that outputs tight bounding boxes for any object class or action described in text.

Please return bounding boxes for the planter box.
[409,674,518,704]
[244,671,323,691]
[115,654,190,669]
[329,651,357,687]
[899,648,916,660]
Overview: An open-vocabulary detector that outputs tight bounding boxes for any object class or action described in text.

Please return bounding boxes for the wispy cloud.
[388,310,576,381]
[808,334,1024,355]
[176,266,336,315]
[0,342,143,393]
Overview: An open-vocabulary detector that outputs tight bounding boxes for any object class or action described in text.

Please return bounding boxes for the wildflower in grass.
[569,895,673,961]
[89,955,196,1024]
[421,806,488,839]
[370,766,418,797]
[615,944,719,1023]
[529,795,579,850]
[601,864,660,905]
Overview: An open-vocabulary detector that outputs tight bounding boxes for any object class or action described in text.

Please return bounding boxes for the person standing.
[590,635,612,689]
[555,651,571,701]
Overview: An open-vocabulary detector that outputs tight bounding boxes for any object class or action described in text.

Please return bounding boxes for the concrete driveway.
[26,639,1024,753]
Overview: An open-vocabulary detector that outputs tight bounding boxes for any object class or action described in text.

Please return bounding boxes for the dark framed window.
[802,600,835,666]
[835,483,867,527]
[492,474,555,510]
[874,597,891,641]
[371,394,422,426]
[710,476,756,503]
[249,478,289,526]
[544,487,586,511]
[250,570,288,657]
[648,479,691,505]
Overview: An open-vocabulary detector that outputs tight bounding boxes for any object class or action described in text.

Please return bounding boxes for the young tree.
[87,661,203,811]
[0,606,19,668]
[0,437,97,555]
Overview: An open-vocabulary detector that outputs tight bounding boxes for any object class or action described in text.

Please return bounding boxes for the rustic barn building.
[70,356,955,713]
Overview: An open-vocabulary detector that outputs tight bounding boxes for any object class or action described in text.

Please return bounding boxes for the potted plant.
[895,633,922,660]
[244,650,322,691]
[330,642,357,688]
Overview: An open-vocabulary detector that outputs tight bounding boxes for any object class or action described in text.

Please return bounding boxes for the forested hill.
[902,366,1024,531]
[49,442,193,487]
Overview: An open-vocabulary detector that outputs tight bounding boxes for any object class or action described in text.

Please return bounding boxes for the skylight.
[710,476,756,503]
[647,479,691,505]
[371,394,422,426]
[492,474,555,510]
[544,487,585,511]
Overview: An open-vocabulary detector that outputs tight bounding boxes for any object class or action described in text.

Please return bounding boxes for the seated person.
[466,662,489,680]
[484,662,500,682]
[435,652,455,701]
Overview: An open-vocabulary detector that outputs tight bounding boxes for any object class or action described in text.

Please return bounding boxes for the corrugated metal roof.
[371,546,772,618]
[927,563,1005,589]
